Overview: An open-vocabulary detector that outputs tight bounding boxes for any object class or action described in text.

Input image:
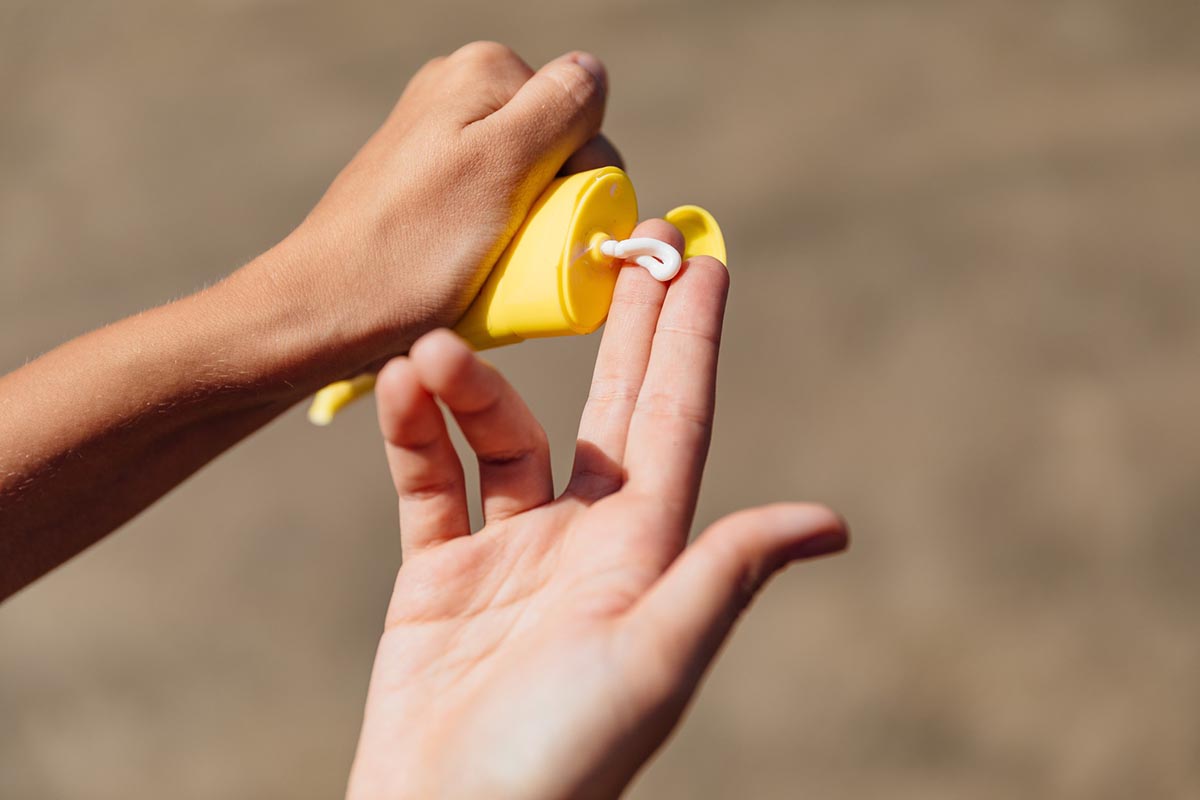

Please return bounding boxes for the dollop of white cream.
[598,237,682,282]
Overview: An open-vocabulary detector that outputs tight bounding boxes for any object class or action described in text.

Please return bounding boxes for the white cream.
[597,237,682,282]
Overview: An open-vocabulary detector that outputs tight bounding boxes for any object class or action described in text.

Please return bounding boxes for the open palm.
[346,221,847,800]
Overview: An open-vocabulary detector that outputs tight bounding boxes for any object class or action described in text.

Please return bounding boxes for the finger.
[482,50,607,177]
[623,256,729,523]
[559,133,624,175]
[627,504,847,693]
[410,329,554,522]
[375,356,471,558]
[443,41,536,123]
[566,219,684,501]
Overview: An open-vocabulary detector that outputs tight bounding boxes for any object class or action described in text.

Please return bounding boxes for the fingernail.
[570,52,607,93]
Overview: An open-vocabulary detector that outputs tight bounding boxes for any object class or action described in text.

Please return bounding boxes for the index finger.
[621,256,730,524]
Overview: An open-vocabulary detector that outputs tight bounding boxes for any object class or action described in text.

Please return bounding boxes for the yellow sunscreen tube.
[307,166,725,425]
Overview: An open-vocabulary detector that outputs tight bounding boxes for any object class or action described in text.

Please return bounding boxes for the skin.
[0,41,848,797]
[0,42,619,599]
[348,220,848,800]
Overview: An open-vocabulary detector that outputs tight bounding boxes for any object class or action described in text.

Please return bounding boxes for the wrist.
[214,234,416,402]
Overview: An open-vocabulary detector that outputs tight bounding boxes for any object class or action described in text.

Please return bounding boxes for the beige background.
[3,0,1200,797]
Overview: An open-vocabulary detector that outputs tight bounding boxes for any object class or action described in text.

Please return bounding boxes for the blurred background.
[3,0,1200,797]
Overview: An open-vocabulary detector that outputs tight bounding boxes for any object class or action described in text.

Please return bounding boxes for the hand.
[255,41,620,376]
[0,41,619,599]
[346,221,848,799]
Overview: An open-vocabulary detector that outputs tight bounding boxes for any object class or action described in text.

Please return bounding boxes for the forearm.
[0,42,615,600]
[0,237,391,599]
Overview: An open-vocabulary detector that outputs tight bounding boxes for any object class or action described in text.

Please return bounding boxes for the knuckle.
[587,375,642,405]
[399,476,462,503]
[478,422,549,467]
[388,424,442,451]
[452,40,520,69]
[545,61,603,112]
[656,321,722,348]
[417,54,446,74]
[640,392,713,430]
[406,55,447,89]
[478,445,536,468]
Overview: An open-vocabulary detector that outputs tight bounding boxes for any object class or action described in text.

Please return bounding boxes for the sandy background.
[3,0,1200,797]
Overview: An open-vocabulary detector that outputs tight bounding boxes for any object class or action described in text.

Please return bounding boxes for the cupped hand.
[346,221,848,800]
[257,42,619,376]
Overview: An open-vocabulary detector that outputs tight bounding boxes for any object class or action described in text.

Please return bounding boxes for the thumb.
[482,51,608,177]
[628,503,848,690]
